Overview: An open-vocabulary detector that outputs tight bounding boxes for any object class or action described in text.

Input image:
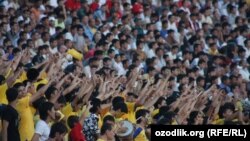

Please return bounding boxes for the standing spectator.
[2,88,20,141]
[47,122,68,141]
[134,109,150,141]
[68,115,87,141]
[97,123,115,141]
[83,98,101,141]
[32,102,56,141]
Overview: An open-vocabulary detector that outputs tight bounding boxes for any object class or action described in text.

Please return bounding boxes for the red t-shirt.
[90,2,99,12]
[65,0,81,11]
[69,123,86,141]
[132,2,143,14]
[84,49,95,60]
[106,0,113,10]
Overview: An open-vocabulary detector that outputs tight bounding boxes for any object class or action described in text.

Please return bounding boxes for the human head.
[13,82,26,98]
[103,115,115,127]
[219,102,235,121]
[49,122,68,140]
[136,109,150,125]
[188,111,204,125]
[100,123,115,140]
[67,115,79,129]
[112,102,128,118]
[102,57,111,68]
[89,98,101,114]
[39,102,55,121]
[6,88,19,103]
[45,86,58,100]
[27,68,40,82]
[126,92,138,103]
[154,97,167,109]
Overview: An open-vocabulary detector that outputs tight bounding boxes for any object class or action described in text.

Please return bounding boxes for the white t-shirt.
[35,120,51,141]
[65,32,74,41]
[113,61,126,76]
[146,49,156,58]
[83,65,92,78]
[50,0,58,8]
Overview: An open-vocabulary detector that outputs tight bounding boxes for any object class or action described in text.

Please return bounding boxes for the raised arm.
[29,80,53,105]
[6,67,24,87]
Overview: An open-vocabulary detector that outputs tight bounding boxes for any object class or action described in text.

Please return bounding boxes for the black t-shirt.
[2,105,20,141]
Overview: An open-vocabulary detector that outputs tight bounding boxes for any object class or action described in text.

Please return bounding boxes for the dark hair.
[101,123,113,135]
[147,66,155,73]
[108,49,115,55]
[219,102,235,118]
[39,102,54,120]
[196,76,205,83]
[27,68,40,81]
[244,39,249,46]
[159,106,170,117]
[6,88,18,103]
[136,109,149,124]
[45,86,58,100]
[157,111,175,125]
[221,75,229,83]
[67,115,79,129]
[57,95,66,105]
[49,38,56,43]
[89,98,101,113]
[136,40,143,46]
[13,82,24,89]
[122,59,129,66]
[49,122,68,138]
[177,74,187,83]
[154,97,166,109]
[127,92,138,99]
[88,57,99,65]
[112,96,125,106]
[103,57,111,63]
[12,48,21,55]
[198,59,206,66]
[32,97,47,110]
[113,102,128,113]
[103,115,115,124]
[187,111,199,125]
[0,75,5,84]
[94,50,103,56]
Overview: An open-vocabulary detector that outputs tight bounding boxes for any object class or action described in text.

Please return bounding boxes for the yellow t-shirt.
[4,68,12,79]
[14,71,28,85]
[151,109,159,117]
[67,49,83,61]
[16,95,35,141]
[0,83,8,104]
[39,71,47,80]
[126,102,136,124]
[212,118,225,125]
[171,120,178,125]
[134,129,149,141]
[135,106,145,112]
[97,139,105,141]
[33,79,49,91]
[62,103,78,121]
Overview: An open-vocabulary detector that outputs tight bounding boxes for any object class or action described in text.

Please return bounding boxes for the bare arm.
[6,67,24,87]
[29,81,52,105]
[11,53,22,71]
[2,120,9,141]
[31,133,40,141]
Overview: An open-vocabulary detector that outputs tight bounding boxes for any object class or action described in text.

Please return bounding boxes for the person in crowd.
[0,1,249,141]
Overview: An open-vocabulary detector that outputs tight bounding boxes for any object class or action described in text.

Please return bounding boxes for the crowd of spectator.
[0,0,250,141]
